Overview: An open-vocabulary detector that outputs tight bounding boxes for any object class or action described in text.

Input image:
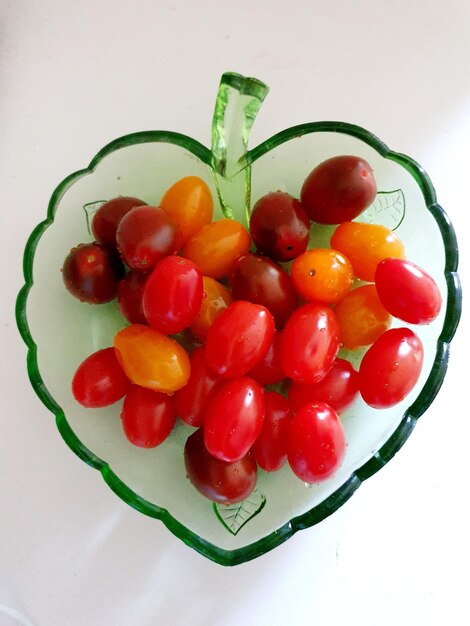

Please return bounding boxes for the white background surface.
[1,1,469,624]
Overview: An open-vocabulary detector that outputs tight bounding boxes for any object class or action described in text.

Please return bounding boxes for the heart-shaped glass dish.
[16,72,461,566]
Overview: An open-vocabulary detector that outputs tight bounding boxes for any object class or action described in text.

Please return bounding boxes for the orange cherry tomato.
[160,176,213,245]
[330,222,405,282]
[334,284,391,349]
[291,248,353,303]
[182,219,251,279]
[190,276,233,342]
[114,324,190,393]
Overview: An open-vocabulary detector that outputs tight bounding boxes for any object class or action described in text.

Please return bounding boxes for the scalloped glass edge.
[15,118,462,567]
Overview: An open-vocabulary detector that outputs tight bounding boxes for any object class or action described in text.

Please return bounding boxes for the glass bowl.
[16,72,461,566]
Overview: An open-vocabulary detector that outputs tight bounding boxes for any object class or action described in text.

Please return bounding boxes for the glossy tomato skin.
[281,303,341,384]
[375,258,442,325]
[184,429,257,504]
[204,377,265,462]
[117,271,148,324]
[205,301,275,378]
[288,358,358,414]
[252,392,291,472]
[183,219,251,279]
[230,254,297,328]
[174,347,222,427]
[121,386,176,448]
[359,327,424,408]
[330,222,405,282]
[116,206,181,272]
[160,176,213,244]
[72,347,130,408]
[291,248,354,304]
[92,196,147,247]
[287,402,346,483]
[142,256,203,335]
[113,324,190,393]
[300,155,376,224]
[248,330,285,386]
[249,191,310,262]
[62,242,125,303]
[190,276,233,342]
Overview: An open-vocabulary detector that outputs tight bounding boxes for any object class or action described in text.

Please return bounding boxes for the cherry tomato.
[183,219,251,279]
[251,391,291,472]
[121,386,176,448]
[334,284,391,349]
[62,242,125,303]
[291,248,353,304]
[249,191,310,262]
[248,330,285,385]
[190,276,233,342]
[91,196,147,247]
[204,377,265,462]
[288,402,346,483]
[230,253,297,328]
[113,324,190,393]
[375,258,442,325]
[160,176,213,244]
[72,347,130,408]
[184,428,257,504]
[116,205,181,272]
[205,301,275,378]
[117,271,148,324]
[330,222,405,282]
[142,256,203,335]
[281,303,340,384]
[174,347,222,427]
[288,358,358,414]
[300,155,376,224]
[358,327,424,408]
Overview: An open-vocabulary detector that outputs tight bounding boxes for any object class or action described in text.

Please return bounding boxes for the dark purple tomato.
[72,347,131,408]
[251,391,291,472]
[248,330,285,386]
[121,385,176,448]
[62,242,125,303]
[375,258,442,325]
[249,191,310,262]
[116,205,181,272]
[91,196,147,248]
[230,253,297,328]
[142,256,203,335]
[287,401,346,483]
[184,428,258,504]
[300,155,377,224]
[204,377,265,462]
[359,327,424,408]
[117,271,148,324]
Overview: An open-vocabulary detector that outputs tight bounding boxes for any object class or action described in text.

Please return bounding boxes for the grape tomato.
[160,176,213,244]
[72,347,130,408]
[121,386,176,448]
[252,391,291,472]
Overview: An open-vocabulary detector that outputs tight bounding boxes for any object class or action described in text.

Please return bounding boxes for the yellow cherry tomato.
[190,276,233,342]
[291,248,354,303]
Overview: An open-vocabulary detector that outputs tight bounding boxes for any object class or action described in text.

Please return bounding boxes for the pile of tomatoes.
[63,155,442,505]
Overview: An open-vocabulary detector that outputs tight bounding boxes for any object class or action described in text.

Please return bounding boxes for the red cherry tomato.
[184,428,257,504]
[358,327,424,408]
[375,258,442,325]
[121,386,176,448]
[174,347,222,427]
[281,303,341,384]
[205,301,275,378]
[300,155,377,224]
[92,196,147,247]
[72,347,130,408]
[117,271,148,324]
[248,330,285,386]
[287,402,346,483]
[252,392,291,472]
[230,253,297,328]
[204,377,265,462]
[288,358,358,414]
[142,256,203,335]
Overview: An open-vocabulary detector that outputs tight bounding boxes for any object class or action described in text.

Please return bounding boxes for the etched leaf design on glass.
[356,189,405,231]
[213,491,266,535]
[83,200,106,236]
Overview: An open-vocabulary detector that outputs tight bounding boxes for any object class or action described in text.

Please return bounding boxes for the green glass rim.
[16,120,462,567]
